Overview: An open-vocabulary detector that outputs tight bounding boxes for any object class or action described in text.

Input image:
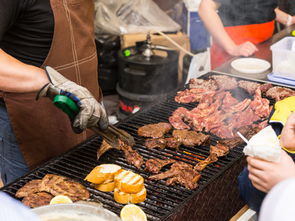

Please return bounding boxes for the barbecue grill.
[2,71,284,221]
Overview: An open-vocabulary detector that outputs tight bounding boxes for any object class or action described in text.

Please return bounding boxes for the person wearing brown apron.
[199,0,295,69]
[0,0,108,185]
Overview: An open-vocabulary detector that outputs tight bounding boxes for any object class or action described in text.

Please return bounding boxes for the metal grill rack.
[3,71,284,221]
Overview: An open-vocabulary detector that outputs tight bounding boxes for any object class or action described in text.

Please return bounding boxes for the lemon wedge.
[120,204,147,221]
[50,195,73,205]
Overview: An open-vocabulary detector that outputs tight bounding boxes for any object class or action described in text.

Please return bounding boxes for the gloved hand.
[37,66,109,133]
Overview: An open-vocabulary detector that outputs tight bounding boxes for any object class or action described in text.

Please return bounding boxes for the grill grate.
[2,71,288,220]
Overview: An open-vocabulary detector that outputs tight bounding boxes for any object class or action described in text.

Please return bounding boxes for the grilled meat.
[149,162,201,189]
[266,86,295,101]
[238,80,260,95]
[39,174,90,201]
[195,143,229,171]
[15,179,42,198]
[144,137,181,150]
[120,140,144,169]
[172,130,209,147]
[145,158,176,174]
[22,192,54,208]
[138,122,172,138]
[145,138,167,149]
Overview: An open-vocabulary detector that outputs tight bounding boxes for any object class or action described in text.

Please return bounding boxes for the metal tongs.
[52,95,135,159]
[91,125,135,159]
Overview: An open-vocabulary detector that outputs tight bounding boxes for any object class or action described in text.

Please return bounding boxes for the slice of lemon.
[120,204,147,221]
[50,195,73,205]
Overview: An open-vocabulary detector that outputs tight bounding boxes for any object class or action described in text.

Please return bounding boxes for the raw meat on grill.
[172,130,209,147]
[15,179,42,198]
[149,162,201,189]
[138,122,172,138]
[22,192,54,208]
[188,78,218,91]
[266,86,295,101]
[145,158,176,174]
[39,174,90,201]
[169,107,191,130]
[238,80,260,95]
[120,140,144,169]
[210,75,238,90]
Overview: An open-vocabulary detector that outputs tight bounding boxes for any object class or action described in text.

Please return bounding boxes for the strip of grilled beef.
[172,130,209,147]
[149,162,201,189]
[188,78,218,91]
[120,140,144,169]
[138,122,172,138]
[210,75,238,91]
[15,179,42,198]
[266,86,295,101]
[22,192,54,208]
[145,158,176,174]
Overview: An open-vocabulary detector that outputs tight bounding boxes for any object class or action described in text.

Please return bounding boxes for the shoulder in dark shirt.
[0,0,54,67]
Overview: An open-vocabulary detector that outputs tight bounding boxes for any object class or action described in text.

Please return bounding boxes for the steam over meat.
[266,86,295,101]
[16,179,42,198]
[39,174,90,201]
[149,162,201,189]
[210,75,238,90]
[145,158,176,174]
[22,192,54,208]
[238,80,260,95]
[138,122,172,138]
[172,130,209,147]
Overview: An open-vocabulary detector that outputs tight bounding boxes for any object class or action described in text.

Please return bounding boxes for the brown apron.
[3,0,101,169]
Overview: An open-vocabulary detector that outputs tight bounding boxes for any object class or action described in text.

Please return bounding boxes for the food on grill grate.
[144,137,181,150]
[95,181,116,192]
[120,141,144,169]
[114,169,144,194]
[39,174,90,201]
[22,192,54,208]
[149,162,201,189]
[171,86,271,139]
[188,78,218,90]
[175,88,216,103]
[266,86,295,101]
[210,75,238,90]
[98,140,144,169]
[144,137,167,149]
[114,187,147,204]
[145,158,176,174]
[172,130,210,147]
[15,174,90,207]
[138,122,172,138]
[195,143,230,171]
[85,164,121,184]
[15,179,42,198]
[238,81,272,95]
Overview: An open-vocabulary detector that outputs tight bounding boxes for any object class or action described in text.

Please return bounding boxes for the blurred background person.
[199,0,295,69]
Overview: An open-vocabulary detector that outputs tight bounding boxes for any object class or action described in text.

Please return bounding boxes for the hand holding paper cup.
[242,126,281,162]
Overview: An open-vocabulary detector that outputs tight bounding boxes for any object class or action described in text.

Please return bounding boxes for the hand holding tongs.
[52,95,135,159]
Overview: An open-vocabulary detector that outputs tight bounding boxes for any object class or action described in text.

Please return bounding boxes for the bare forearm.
[275,8,295,26]
[0,49,49,92]
[199,0,236,54]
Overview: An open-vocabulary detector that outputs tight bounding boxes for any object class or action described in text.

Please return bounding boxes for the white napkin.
[243,126,281,162]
